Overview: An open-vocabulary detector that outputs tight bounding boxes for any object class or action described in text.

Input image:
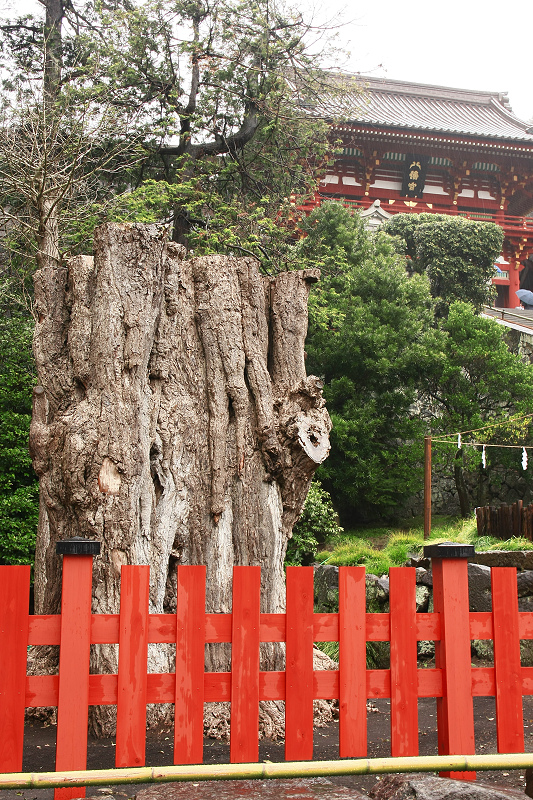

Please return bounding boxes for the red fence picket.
[0,553,531,797]
[55,554,93,800]
[432,552,476,780]
[0,565,30,773]
[286,567,315,761]
[174,564,206,765]
[491,567,524,754]
[116,565,150,769]
[338,566,366,757]
[389,568,418,758]
[230,566,261,763]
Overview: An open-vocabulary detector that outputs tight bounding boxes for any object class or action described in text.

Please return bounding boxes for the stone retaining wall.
[404,465,533,518]
[315,554,533,666]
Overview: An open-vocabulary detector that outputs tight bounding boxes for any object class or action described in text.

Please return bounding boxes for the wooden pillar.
[424,436,431,540]
[508,252,521,309]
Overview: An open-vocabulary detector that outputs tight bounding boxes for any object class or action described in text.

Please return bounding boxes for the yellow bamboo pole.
[2,753,533,790]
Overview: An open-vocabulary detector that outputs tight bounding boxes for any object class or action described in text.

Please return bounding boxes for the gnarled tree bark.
[30,223,331,735]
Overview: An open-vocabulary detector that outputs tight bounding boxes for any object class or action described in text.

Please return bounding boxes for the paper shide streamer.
[523,448,528,471]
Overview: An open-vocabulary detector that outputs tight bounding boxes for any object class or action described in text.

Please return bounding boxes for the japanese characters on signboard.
[401,155,429,198]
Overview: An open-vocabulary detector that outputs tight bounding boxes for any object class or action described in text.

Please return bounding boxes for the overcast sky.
[322,0,533,122]
[2,0,532,121]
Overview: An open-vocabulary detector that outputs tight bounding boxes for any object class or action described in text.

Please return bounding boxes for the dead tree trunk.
[30,223,330,733]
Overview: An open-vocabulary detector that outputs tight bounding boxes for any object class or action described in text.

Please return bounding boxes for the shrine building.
[305,76,533,308]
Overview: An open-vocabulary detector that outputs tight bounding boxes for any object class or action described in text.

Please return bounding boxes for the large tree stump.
[29,223,331,734]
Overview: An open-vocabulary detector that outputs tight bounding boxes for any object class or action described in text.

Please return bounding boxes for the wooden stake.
[424,437,431,541]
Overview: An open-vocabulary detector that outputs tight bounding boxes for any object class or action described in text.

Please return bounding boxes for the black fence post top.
[56,537,101,556]
[423,541,475,560]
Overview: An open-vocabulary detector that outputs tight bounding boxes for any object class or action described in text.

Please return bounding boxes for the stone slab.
[369,776,528,800]
[135,778,366,800]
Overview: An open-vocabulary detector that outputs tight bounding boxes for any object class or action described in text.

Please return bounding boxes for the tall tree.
[383,213,503,316]
[300,202,437,522]
[0,0,341,734]
[91,0,343,256]
[0,0,348,271]
[421,301,533,516]
[0,0,342,256]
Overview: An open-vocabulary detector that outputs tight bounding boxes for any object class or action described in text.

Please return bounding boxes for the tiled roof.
[316,76,533,143]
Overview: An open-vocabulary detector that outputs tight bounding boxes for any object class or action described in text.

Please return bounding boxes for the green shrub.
[0,484,39,565]
[286,481,343,565]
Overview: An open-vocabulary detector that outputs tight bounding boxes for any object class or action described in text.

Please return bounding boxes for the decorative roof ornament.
[359,199,392,229]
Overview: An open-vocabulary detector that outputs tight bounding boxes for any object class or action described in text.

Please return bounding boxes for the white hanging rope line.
[431,439,533,449]
[429,412,533,470]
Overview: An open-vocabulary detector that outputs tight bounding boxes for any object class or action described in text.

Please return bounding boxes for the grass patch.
[476,535,533,551]
[317,538,391,573]
[317,514,533,574]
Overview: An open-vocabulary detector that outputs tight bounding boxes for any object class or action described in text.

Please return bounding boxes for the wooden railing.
[301,195,533,239]
[0,546,531,797]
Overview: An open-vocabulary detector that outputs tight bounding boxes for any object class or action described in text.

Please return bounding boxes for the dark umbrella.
[516,289,533,308]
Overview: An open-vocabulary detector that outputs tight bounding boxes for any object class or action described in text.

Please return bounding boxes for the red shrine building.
[307,76,533,308]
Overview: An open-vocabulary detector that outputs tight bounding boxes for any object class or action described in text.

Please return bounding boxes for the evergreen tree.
[422,301,533,516]
[301,202,437,522]
[0,312,38,566]
[383,213,504,316]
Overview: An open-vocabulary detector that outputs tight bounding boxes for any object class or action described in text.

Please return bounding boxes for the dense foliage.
[301,202,533,522]
[286,480,344,565]
[383,213,504,315]
[301,203,437,522]
[420,301,533,514]
[0,313,38,566]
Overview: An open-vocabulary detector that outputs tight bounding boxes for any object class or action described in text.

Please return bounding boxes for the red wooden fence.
[1,553,532,798]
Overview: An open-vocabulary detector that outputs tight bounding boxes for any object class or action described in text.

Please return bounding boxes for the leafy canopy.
[0,313,38,566]
[383,213,504,315]
[301,203,437,522]
[0,0,348,269]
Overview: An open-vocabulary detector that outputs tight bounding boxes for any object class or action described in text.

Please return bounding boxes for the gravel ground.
[3,697,533,800]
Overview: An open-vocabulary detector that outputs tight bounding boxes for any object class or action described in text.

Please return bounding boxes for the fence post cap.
[423,541,475,559]
[56,537,101,556]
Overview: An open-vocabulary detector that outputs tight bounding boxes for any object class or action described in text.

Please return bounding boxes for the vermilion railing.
[0,553,530,799]
[300,195,533,237]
